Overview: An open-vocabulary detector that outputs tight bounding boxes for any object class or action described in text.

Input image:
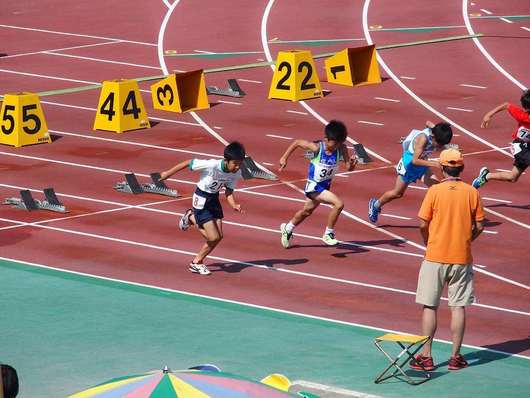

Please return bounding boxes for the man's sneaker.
[179,208,193,231]
[322,232,339,246]
[368,198,381,223]
[448,354,468,371]
[409,354,435,371]
[472,167,489,189]
[280,223,292,248]
[189,262,211,275]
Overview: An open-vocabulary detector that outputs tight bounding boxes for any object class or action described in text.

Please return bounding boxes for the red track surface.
[1,0,528,356]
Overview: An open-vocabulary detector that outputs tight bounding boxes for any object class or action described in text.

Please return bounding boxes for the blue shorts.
[396,151,428,184]
[192,188,223,228]
[304,179,332,198]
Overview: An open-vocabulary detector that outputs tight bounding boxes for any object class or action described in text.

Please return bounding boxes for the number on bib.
[396,158,407,176]
[192,193,206,210]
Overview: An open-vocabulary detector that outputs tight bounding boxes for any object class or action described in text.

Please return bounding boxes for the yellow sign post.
[0,92,50,147]
[93,79,150,133]
[150,70,209,113]
[325,45,381,87]
[268,50,322,101]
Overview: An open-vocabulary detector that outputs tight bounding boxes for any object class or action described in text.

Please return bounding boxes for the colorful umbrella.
[69,366,320,398]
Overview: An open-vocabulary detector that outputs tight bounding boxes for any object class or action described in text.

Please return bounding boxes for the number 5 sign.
[0,92,50,147]
[268,50,322,101]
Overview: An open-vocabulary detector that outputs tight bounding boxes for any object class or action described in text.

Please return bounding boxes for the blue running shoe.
[472,167,489,189]
[368,198,381,223]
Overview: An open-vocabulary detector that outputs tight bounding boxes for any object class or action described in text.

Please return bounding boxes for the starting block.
[207,79,246,98]
[241,157,278,181]
[114,173,178,197]
[4,188,68,213]
[374,333,431,385]
[353,143,372,164]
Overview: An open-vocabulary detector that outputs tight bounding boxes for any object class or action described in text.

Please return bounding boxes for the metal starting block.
[207,79,246,98]
[353,143,372,164]
[114,173,178,197]
[241,156,278,181]
[3,188,68,213]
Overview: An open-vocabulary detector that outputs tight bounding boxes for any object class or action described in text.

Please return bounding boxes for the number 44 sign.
[268,50,322,101]
[0,92,50,147]
[93,79,150,133]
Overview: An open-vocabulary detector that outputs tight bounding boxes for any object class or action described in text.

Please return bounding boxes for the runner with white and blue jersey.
[368,122,453,224]
[278,120,357,248]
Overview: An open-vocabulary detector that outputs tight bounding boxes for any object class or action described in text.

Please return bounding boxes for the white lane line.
[0,68,96,85]
[483,197,512,204]
[194,49,216,54]
[480,9,493,15]
[238,78,262,84]
[0,24,157,46]
[213,126,223,130]
[1,256,528,360]
[483,230,498,234]
[462,1,527,90]
[447,106,474,112]
[500,17,514,24]
[400,76,416,80]
[0,218,527,316]
[408,185,428,190]
[162,0,172,8]
[363,1,514,158]
[381,213,412,220]
[261,0,391,165]
[1,40,122,59]
[357,120,384,126]
[262,162,274,166]
[217,100,242,105]
[266,134,293,140]
[287,110,308,115]
[522,27,530,32]
[459,83,487,89]
[43,51,162,70]
[374,96,400,102]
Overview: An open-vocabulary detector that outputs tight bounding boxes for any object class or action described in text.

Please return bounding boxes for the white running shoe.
[179,208,193,231]
[322,232,339,246]
[280,223,292,248]
[189,262,211,275]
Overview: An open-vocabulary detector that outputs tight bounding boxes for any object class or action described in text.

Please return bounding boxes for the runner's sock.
[286,222,295,233]
[374,200,381,209]
[325,227,334,235]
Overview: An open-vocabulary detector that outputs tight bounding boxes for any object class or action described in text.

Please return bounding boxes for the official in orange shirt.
[410,148,484,372]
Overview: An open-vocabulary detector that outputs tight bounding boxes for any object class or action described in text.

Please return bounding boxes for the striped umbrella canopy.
[69,367,319,398]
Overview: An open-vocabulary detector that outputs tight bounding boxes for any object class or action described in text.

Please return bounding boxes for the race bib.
[516,127,530,142]
[192,193,206,210]
[305,180,317,192]
[511,142,522,156]
[313,163,336,182]
[396,158,406,176]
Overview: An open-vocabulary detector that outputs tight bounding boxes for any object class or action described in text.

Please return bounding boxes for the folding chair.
[374,333,431,385]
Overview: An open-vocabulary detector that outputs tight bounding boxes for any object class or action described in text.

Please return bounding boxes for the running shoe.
[448,354,468,371]
[409,354,435,371]
[322,232,339,246]
[472,167,489,189]
[280,223,292,248]
[189,262,211,275]
[179,208,193,231]
[368,198,381,223]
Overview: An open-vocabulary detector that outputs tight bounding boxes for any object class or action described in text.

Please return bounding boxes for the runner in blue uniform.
[278,120,356,248]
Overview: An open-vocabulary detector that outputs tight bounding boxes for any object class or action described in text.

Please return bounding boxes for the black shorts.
[192,188,223,228]
[512,141,530,172]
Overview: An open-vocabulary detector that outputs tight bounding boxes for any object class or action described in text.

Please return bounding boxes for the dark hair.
[520,90,530,110]
[1,364,19,398]
[442,165,464,177]
[431,122,453,146]
[224,141,246,161]
[324,120,347,142]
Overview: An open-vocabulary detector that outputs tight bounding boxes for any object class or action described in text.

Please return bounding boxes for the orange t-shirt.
[418,179,484,264]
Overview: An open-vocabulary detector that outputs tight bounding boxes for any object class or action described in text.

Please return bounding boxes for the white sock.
[286,222,295,233]
[325,227,334,235]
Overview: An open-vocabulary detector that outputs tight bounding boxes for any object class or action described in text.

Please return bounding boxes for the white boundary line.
[43,51,163,70]
[1,255,528,360]
[462,0,527,90]
[1,40,123,59]
[362,0,514,158]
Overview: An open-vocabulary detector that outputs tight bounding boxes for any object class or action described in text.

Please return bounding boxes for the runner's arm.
[279,139,319,171]
[225,188,242,212]
[340,143,357,171]
[160,160,191,180]
[411,134,439,168]
[481,102,509,128]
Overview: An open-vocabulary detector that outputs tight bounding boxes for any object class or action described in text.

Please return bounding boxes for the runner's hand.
[278,157,287,171]
[481,117,491,129]
[233,204,244,213]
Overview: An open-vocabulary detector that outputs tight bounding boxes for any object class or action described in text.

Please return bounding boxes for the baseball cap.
[439,148,464,166]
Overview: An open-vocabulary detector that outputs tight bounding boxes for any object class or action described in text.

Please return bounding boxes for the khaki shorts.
[416,260,475,307]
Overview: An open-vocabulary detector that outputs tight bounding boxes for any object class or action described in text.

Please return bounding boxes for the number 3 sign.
[0,92,50,147]
[268,50,322,102]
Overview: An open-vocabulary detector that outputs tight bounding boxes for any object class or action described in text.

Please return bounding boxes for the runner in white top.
[160,142,246,275]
